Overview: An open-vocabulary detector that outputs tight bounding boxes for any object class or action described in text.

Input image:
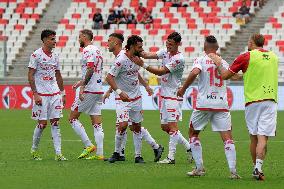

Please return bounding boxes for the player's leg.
[69,96,94,158]
[186,110,208,176]
[30,96,48,160]
[130,122,145,163]
[108,100,129,163]
[253,101,277,180]
[212,111,240,179]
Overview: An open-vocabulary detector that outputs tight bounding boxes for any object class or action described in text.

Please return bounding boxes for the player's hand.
[34,93,42,106]
[208,53,222,67]
[139,51,146,58]
[132,56,144,67]
[72,80,83,90]
[119,91,131,102]
[177,87,185,97]
[103,90,111,103]
[145,86,153,96]
[79,86,85,101]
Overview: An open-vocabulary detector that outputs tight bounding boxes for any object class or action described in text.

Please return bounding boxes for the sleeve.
[28,53,37,69]
[165,57,185,73]
[229,52,250,74]
[108,59,122,77]
[156,49,166,59]
[83,50,95,68]
[191,58,202,71]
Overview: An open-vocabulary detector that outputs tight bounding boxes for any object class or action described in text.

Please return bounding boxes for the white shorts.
[116,97,143,124]
[71,93,102,115]
[190,110,232,132]
[245,100,277,136]
[31,94,63,120]
[160,98,180,124]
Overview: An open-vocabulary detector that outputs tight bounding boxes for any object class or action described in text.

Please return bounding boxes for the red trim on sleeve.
[229,52,250,74]
[87,62,94,68]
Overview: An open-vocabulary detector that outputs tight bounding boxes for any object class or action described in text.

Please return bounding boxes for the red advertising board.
[0,85,76,109]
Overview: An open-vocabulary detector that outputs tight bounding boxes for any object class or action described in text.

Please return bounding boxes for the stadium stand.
[54,0,258,79]
[0,0,50,70]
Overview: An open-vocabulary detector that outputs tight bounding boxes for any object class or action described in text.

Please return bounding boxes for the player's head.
[41,29,56,49]
[79,29,93,48]
[248,33,264,51]
[108,33,124,52]
[125,35,143,56]
[166,32,181,54]
[204,35,219,53]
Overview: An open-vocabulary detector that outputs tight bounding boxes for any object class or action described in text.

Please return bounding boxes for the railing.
[0,38,7,78]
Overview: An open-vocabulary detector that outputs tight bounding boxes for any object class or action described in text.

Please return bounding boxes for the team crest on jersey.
[185,87,198,109]
[2,86,17,109]
[152,86,162,110]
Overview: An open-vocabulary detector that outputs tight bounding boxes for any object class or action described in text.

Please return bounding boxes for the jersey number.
[207,67,223,87]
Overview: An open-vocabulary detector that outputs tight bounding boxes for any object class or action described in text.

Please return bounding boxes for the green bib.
[243,49,278,104]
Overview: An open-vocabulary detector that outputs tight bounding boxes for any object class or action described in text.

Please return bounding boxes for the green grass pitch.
[0,110,283,189]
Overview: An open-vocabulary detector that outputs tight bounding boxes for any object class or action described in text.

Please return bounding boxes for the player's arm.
[177,68,200,97]
[105,73,130,102]
[208,53,234,80]
[138,73,153,96]
[140,51,159,59]
[103,87,113,103]
[230,73,243,81]
[79,63,94,101]
[55,70,66,106]
[28,55,42,106]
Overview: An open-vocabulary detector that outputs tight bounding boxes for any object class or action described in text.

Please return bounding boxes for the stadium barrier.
[0,85,283,110]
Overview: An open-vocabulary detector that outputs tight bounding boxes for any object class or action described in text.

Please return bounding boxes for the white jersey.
[192,53,229,110]
[81,44,103,93]
[28,47,60,95]
[108,51,141,99]
[156,49,185,98]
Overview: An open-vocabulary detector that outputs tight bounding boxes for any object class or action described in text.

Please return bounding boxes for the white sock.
[255,159,263,172]
[51,122,62,155]
[93,123,104,156]
[133,131,143,158]
[177,130,191,151]
[115,129,125,153]
[70,119,92,147]
[141,127,159,149]
[190,137,203,170]
[120,130,127,156]
[31,124,45,151]
[168,131,179,160]
[224,140,237,173]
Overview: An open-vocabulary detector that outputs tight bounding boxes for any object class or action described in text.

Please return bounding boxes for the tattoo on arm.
[83,67,94,86]
[28,69,37,92]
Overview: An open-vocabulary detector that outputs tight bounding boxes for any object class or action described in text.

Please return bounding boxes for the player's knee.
[51,120,59,126]
[69,118,78,124]
[161,125,169,133]
[117,125,127,133]
[131,123,141,133]
[37,122,47,129]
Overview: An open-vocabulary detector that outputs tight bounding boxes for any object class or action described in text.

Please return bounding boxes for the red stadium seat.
[101,41,108,47]
[72,13,81,19]
[57,41,66,47]
[148,29,158,36]
[185,47,195,52]
[66,24,75,30]
[94,36,103,41]
[131,29,141,35]
[200,29,210,36]
[60,19,69,24]
[222,24,232,29]
[59,36,68,41]
[114,30,124,34]
[272,23,282,29]
[14,24,24,30]
[127,24,136,30]
[149,47,159,52]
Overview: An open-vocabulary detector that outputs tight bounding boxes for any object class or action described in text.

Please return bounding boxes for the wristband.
[115,89,122,95]
[142,63,149,69]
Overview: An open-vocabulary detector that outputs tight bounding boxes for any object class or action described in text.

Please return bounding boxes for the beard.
[134,51,141,57]
[248,48,251,51]
[80,41,85,48]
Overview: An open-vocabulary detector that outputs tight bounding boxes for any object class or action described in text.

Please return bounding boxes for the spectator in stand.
[114,3,123,17]
[107,9,117,24]
[137,9,144,24]
[141,11,153,24]
[172,0,182,7]
[138,3,147,14]
[92,8,103,29]
[254,0,265,8]
[125,9,137,24]
[233,0,251,23]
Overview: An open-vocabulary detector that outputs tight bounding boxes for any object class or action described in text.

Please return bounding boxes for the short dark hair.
[41,29,56,42]
[80,29,93,41]
[251,33,264,47]
[109,33,124,43]
[205,35,218,44]
[167,32,181,43]
[125,35,143,50]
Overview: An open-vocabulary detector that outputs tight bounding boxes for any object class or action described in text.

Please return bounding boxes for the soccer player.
[208,33,278,181]
[28,29,67,161]
[103,33,157,162]
[69,29,104,160]
[177,35,240,179]
[134,32,191,164]
[105,35,164,163]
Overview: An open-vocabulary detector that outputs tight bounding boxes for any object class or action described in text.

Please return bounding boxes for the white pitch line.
[41,140,284,143]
